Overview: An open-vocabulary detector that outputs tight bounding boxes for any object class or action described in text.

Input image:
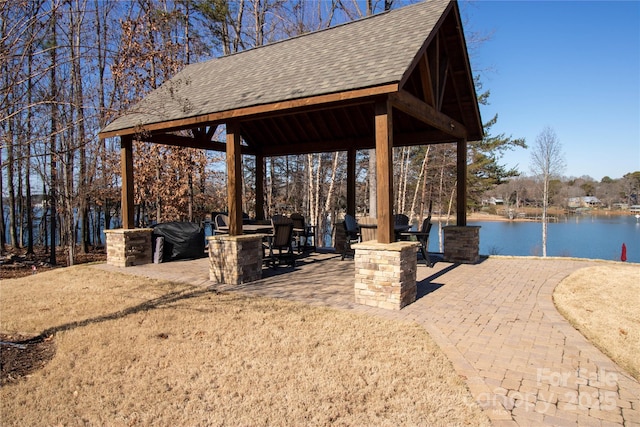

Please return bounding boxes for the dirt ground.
[0,246,106,280]
[0,333,56,386]
[0,246,105,384]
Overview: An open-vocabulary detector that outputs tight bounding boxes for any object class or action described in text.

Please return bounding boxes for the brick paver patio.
[96,254,640,426]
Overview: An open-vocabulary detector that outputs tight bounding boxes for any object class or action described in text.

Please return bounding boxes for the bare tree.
[530,126,565,257]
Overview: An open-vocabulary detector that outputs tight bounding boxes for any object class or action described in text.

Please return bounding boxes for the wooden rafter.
[138,133,255,155]
[419,54,436,107]
[389,90,466,139]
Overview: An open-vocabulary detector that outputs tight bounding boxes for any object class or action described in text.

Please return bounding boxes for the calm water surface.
[430,214,640,263]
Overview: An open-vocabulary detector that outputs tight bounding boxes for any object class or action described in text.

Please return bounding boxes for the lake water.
[428,214,640,264]
[4,207,639,263]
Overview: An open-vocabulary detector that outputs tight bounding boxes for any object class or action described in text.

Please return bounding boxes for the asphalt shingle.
[101,1,450,134]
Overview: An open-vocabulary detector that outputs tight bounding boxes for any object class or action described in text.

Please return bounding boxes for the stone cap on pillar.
[352,241,420,251]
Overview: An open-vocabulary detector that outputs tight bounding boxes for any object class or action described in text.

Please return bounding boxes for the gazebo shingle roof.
[104,0,483,234]
[101,1,449,135]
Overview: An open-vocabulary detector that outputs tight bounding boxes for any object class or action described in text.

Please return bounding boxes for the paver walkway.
[96,255,640,426]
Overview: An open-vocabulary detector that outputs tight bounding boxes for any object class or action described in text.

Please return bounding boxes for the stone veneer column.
[353,241,419,310]
[208,234,263,285]
[443,225,481,264]
[104,228,153,267]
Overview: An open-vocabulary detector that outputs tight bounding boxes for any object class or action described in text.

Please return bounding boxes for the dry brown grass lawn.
[554,263,640,380]
[0,265,489,426]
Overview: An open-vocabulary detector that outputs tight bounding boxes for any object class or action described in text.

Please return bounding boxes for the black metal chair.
[341,214,361,260]
[394,214,410,227]
[290,213,315,253]
[398,217,433,267]
[214,214,229,235]
[264,217,295,268]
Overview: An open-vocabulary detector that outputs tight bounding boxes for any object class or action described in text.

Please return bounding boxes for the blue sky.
[461,0,640,180]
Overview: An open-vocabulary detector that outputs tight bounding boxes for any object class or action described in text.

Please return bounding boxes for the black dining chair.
[290,213,315,253]
[264,217,295,268]
[341,214,361,260]
[398,217,433,267]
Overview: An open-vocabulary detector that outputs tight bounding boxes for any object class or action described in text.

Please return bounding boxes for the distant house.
[568,196,602,208]
[612,203,629,210]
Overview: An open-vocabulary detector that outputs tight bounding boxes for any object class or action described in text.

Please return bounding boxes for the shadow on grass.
[33,285,220,341]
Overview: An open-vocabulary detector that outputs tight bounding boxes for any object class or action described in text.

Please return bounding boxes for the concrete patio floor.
[96,252,640,426]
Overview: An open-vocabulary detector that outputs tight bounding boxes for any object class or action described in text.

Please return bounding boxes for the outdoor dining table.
[217,224,273,234]
[358,223,411,231]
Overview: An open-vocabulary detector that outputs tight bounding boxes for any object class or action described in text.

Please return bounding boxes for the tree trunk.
[542,176,548,257]
[17,138,24,248]
[307,154,315,226]
[437,147,447,252]
[96,0,107,241]
[25,27,34,254]
[49,7,58,265]
[6,126,18,247]
[0,144,5,254]
[400,147,410,213]
[368,149,376,218]
[410,146,430,223]
[72,0,89,253]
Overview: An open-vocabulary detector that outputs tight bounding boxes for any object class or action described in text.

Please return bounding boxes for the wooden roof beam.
[260,136,372,157]
[418,54,436,107]
[389,90,466,139]
[140,133,256,155]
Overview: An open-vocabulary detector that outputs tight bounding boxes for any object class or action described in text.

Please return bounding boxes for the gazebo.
[99,0,483,309]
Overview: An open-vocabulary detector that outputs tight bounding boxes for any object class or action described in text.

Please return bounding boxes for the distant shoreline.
[431,210,638,223]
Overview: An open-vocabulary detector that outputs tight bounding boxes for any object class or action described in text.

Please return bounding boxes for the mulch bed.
[0,246,106,279]
[0,333,56,386]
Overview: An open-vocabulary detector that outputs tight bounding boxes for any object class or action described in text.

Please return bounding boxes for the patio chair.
[358,216,377,242]
[264,217,295,268]
[394,214,410,227]
[214,214,229,235]
[290,213,315,253]
[398,217,433,267]
[341,214,361,260]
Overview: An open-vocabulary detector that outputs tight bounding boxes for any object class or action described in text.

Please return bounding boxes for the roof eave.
[98,82,400,139]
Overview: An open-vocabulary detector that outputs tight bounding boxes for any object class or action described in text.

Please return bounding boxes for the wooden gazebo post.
[120,135,135,230]
[374,99,394,244]
[346,148,356,218]
[226,122,243,236]
[206,121,264,285]
[352,98,420,310]
[104,135,153,267]
[456,139,467,227]
[442,138,481,264]
[255,153,265,220]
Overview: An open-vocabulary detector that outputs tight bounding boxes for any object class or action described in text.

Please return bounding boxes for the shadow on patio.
[96,249,458,311]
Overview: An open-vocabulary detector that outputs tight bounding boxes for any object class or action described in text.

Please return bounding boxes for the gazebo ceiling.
[99,0,482,154]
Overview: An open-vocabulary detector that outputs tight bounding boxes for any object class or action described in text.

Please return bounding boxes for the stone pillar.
[353,241,419,310]
[443,226,481,264]
[105,228,153,267]
[208,234,263,285]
